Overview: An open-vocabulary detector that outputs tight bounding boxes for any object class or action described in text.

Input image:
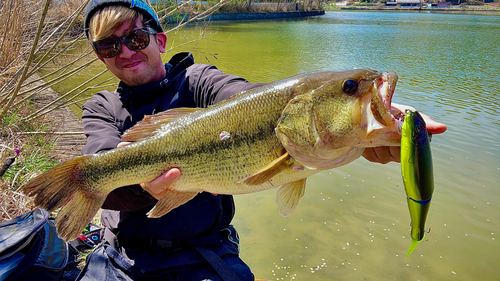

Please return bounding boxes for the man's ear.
[156,32,167,54]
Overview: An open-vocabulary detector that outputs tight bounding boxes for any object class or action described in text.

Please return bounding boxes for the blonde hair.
[88,5,143,42]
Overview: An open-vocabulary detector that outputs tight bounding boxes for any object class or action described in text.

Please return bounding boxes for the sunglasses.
[93,27,157,59]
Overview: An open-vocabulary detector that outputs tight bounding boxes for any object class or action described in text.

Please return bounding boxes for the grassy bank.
[0,108,59,220]
[154,0,324,16]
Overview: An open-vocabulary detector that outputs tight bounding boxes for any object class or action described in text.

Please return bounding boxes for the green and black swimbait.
[401,110,434,257]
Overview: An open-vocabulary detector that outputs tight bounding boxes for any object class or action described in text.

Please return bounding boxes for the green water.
[162,11,499,280]
[65,10,500,280]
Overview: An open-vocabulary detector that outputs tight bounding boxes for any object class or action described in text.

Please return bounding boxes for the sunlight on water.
[167,11,500,280]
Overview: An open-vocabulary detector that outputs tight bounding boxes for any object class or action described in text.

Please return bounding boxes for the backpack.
[0,208,80,281]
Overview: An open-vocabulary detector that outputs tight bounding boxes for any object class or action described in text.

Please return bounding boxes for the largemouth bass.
[24,69,407,241]
[400,110,434,257]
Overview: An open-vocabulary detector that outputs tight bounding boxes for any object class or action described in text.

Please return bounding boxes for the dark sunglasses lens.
[123,29,150,51]
[95,39,120,58]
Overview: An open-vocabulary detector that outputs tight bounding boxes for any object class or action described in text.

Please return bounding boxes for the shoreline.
[164,10,325,23]
[336,6,500,13]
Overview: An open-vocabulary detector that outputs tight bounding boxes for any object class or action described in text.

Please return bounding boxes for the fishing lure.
[0,148,19,177]
[400,110,434,257]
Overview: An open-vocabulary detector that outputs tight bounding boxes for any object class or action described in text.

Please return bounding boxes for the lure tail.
[406,234,425,258]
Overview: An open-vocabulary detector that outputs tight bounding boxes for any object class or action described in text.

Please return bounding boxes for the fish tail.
[24,156,89,211]
[55,190,106,241]
[23,155,104,241]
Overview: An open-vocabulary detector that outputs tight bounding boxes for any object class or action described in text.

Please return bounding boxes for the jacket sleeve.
[81,92,157,211]
[188,64,267,107]
[81,92,122,155]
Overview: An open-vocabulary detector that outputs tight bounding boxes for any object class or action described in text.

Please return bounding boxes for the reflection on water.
[168,11,500,280]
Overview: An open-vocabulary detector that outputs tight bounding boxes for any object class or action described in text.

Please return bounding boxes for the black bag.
[68,223,103,252]
[0,208,80,281]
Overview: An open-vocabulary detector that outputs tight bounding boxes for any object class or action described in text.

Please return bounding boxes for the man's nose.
[118,43,136,58]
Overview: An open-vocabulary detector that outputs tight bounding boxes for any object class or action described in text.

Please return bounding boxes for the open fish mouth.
[371,71,414,129]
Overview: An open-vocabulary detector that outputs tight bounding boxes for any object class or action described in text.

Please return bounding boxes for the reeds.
[0,0,234,222]
[0,0,94,120]
[0,0,91,222]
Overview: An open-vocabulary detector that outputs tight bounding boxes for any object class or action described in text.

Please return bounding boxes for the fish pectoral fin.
[122,108,202,142]
[276,178,306,217]
[147,189,198,218]
[241,152,291,185]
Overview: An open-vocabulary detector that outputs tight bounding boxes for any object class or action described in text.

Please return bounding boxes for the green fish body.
[400,110,434,257]
[24,69,406,241]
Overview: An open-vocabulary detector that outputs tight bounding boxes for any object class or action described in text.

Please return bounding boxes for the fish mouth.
[361,71,416,143]
[371,72,399,125]
[370,72,415,128]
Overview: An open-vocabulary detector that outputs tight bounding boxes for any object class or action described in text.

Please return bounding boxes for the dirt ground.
[30,76,87,162]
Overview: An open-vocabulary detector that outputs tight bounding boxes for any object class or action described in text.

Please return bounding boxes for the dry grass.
[0,105,57,222]
[0,0,39,75]
[0,0,85,222]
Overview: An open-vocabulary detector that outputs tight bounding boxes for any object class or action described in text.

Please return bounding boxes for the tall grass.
[0,0,91,221]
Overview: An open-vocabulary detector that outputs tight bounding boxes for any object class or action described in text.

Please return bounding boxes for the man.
[78,1,447,280]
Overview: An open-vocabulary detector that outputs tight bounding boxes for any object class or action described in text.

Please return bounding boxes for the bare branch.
[23,67,107,121]
[0,0,51,121]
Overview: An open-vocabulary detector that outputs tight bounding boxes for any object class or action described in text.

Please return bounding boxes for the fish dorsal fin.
[241,152,292,185]
[122,108,201,142]
[276,178,306,217]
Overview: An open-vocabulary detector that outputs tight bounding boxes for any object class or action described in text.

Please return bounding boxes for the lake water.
[163,11,499,280]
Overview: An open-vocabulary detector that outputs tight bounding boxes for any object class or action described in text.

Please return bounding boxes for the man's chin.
[120,69,155,87]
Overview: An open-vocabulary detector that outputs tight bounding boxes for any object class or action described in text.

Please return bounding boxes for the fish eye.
[342,79,358,94]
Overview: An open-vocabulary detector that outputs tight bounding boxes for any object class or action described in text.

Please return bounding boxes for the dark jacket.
[81,52,265,270]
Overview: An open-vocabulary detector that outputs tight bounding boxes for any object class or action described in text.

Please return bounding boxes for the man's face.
[97,18,167,87]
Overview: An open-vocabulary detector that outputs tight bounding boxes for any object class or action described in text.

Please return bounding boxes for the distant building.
[428,2,451,7]
[436,2,450,7]
[386,0,422,6]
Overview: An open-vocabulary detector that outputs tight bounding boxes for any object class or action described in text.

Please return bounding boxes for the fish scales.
[24,69,406,241]
[85,76,318,194]
[95,89,284,188]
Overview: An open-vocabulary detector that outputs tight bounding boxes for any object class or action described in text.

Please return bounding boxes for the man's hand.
[118,142,181,200]
[362,113,447,164]
[140,169,181,200]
